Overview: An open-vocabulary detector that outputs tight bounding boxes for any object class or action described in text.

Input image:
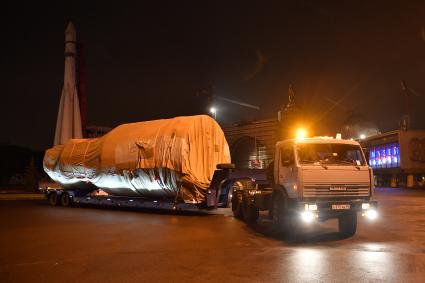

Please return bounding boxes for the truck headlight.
[301,211,316,223]
[304,203,317,211]
[362,203,371,210]
[363,209,378,220]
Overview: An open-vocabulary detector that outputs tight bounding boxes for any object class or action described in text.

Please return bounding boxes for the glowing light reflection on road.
[289,248,327,282]
[352,243,397,282]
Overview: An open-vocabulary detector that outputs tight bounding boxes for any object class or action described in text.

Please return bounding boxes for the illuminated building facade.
[369,143,400,169]
[361,130,425,188]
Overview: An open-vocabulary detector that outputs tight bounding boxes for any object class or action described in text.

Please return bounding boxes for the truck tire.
[271,193,297,237]
[271,193,287,234]
[338,212,357,238]
[60,192,71,207]
[48,192,58,206]
[232,190,244,219]
[242,195,259,223]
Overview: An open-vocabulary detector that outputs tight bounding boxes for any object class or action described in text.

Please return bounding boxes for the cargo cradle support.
[208,165,235,209]
[46,188,204,211]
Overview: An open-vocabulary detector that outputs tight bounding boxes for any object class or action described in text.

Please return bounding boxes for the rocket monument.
[54,22,83,145]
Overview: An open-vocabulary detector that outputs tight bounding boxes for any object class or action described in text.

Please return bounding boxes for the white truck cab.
[276,137,374,199]
[232,136,378,238]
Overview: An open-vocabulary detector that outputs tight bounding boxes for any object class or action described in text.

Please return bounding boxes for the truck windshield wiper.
[335,160,356,165]
[299,159,328,169]
[317,160,328,169]
[332,160,362,169]
[299,160,315,163]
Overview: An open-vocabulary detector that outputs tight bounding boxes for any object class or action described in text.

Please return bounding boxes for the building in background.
[361,130,425,188]
[222,119,279,169]
[222,85,303,169]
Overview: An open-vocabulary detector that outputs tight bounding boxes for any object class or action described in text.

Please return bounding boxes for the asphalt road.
[1,188,425,283]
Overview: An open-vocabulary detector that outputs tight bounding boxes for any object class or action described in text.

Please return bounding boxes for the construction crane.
[213,95,260,110]
[195,87,260,120]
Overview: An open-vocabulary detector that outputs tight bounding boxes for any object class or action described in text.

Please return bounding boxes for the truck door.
[278,145,298,198]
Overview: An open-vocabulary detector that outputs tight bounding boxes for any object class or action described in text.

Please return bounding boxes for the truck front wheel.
[271,194,289,235]
[338,212,357,238]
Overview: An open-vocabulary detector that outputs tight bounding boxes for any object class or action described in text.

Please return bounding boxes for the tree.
[24,156,39,192]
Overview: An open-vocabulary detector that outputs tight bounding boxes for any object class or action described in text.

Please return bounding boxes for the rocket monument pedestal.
[54,22,83,145]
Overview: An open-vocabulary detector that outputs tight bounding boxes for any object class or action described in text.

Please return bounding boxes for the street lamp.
[210,107,217,119]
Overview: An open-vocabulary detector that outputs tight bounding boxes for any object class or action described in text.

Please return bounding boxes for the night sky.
[3,1,425,150]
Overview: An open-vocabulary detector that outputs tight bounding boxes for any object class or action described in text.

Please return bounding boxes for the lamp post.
[210,107,217,120]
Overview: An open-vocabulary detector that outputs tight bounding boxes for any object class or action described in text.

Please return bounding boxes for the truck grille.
[303,183,370,198]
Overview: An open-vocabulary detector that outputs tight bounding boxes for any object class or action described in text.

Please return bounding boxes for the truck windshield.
[296,143,366,166]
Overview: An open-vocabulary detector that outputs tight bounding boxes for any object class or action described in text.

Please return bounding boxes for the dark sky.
[3,1,425,150]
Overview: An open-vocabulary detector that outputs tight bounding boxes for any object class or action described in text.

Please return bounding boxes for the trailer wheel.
[48,192,58,206]
[338,212,357,238]
[232,190,243,219]
[242,195,259,223]
[60,192,71,207]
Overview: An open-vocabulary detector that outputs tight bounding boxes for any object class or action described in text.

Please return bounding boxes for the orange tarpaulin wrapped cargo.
[44,115,231,203]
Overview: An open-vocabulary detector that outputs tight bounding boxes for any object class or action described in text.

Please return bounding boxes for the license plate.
[332,204,351,210]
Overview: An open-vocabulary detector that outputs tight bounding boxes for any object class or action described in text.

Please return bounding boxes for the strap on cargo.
[83,140,92,179]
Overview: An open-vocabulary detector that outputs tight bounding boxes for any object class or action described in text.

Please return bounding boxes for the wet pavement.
[1,188,425,282]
